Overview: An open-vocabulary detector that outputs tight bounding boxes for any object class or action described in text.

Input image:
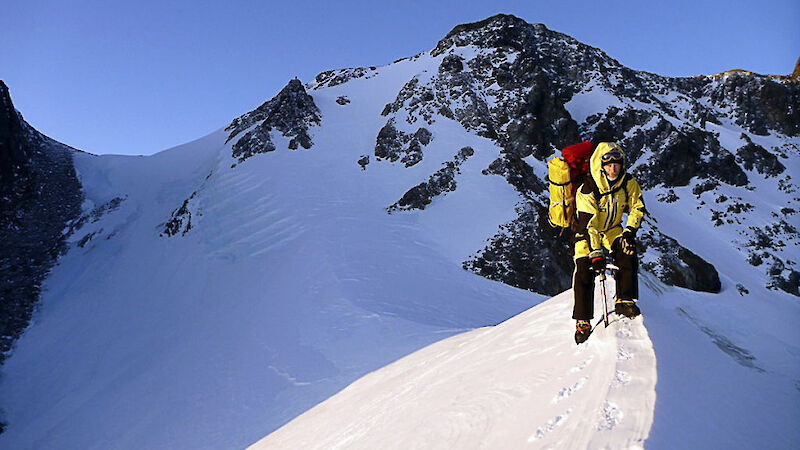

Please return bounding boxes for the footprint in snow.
[613,370,632,387]
[597,401,623,430]
[616,327,633,338]
[528,408,572,442]
[551,376,588,404]
[617,346,633,361]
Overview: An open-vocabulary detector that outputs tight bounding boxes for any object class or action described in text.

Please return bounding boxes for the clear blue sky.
[1,0,797,155]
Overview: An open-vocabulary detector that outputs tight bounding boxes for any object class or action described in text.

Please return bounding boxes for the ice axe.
[599,270,609,328]
[599,263,619,328]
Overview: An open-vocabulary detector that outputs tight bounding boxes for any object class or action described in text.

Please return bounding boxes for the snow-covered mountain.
[1,13,798,448]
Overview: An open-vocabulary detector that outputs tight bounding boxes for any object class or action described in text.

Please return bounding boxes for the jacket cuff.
[624,226,637,235]
[589,250,604,259]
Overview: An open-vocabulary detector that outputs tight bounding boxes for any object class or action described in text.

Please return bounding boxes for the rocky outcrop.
[502,72,580,160]
[481,153,546,198]
[464,207,722,295]
[226,78,321,164]
[357,155,369,170]
[388,147,474,212]
[463,202,573,296]
[768,259,800,296]
[309,66,378,89]
[465,152,571,296]
[374,120,432,167]
[0,81,83,364]
[633,126,748,189]
[161,191,197,237]
[705,73,800,137]
[439,54,464,73]
[745,218,800,296]
[736,134,785,176]
[637,223,721,293]
[0,82,31,194]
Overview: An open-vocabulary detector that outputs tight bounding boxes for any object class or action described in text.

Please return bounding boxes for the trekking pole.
[599,270,609,327]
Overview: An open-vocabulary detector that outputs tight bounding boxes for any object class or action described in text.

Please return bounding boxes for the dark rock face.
[466,153,572,295]
[439,54,464,73]
[466,151,722,294]
[634,126,748,189]
[0,82,31,190]
[768,260,800,296]
[432,14,541,58]
[482,153,546,197]
[736,134,785,176]
[374,120,432,167]
[388,147,474,212]
[463,202,573,296]
[503,72,580,160]
[706,74,800,137]
[390,15,596,158]
[582,106,749,191]
[583,107,658,165]
[0,81,83,364]
[744,218,800,296]
[231,125,275,161]
[357,155,369,170]
[638,225,721,293]
[161,191,197,237]
[380,63,497,139]
[311,66,378,89]
[226,78,321,163]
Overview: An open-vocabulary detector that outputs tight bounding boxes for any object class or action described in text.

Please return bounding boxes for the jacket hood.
[590,142,627,194]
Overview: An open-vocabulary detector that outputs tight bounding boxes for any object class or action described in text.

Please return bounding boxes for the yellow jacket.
[575,142,646,256]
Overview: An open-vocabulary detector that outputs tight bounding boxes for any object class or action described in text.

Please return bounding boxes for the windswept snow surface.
[253,280,657,449]
[254,273,800,449]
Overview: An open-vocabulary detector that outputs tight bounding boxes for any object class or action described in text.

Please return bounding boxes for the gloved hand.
[621,227,636,256]
[591,255,606,273]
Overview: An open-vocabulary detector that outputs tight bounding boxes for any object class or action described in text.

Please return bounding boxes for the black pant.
[572,237,639,320]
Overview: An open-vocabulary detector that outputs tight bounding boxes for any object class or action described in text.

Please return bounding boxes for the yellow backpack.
[547,157,574,229]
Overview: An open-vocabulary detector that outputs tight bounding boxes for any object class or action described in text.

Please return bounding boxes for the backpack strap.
[622,175,630,211]
[547,177,572,187]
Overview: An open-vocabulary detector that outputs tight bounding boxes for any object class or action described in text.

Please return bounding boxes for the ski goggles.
[601,149,623,164]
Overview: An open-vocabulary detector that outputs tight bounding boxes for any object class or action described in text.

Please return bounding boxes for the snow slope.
[253,273,800,449]
[253,279,657,449]
[0,52,543,449]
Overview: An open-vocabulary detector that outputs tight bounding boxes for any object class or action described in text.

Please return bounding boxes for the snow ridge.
[252,280,657,449]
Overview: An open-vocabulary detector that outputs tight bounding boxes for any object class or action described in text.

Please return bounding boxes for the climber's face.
[604,162,621,181]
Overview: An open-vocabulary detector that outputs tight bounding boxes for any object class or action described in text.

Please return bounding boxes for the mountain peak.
[0,80,22,134]
[432,14,548,56]
[442,13,533,37]
[0,80,29,180]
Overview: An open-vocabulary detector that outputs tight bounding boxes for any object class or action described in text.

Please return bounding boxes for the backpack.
[547,141,594,229]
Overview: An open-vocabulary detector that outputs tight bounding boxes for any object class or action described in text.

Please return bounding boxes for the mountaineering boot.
[574,320,592,344]
[615,299,641,318]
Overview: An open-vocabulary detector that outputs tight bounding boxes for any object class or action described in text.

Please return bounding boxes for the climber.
[572,142,646,344]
